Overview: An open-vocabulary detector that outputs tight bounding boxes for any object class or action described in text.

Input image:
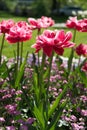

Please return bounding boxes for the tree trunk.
[51,0,57,11]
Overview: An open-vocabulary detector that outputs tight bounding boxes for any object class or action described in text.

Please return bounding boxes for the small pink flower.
[70,115,77,122]
[26,117,35,124]
[0,117,5,122]
[81,109,87,116]
[32,29,75,57]
[15,97,21,102]
[71,123,84,130]
[64,116,71,122]
[0,19,15,34]
[5,104,20,115]
[2,94,12,99]
[20,125,28,130]
[75,44,87,56]
[16,90,23,95]
[6,21,32,43]
[6,126,15,130]
[80,95,87,103]
[76,107,81,112]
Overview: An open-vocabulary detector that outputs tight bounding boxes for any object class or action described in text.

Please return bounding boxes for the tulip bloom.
[66,17,87,32]
[41,16,55,28]
[81,62,87,73]
[77,19,87,32]
[75,44,87,56]
[6,21,32,43]
[66,17,78,29]
[28,16,55,30]
[0,19,15,34]
[32,30,75,57]
[28,18,42,30]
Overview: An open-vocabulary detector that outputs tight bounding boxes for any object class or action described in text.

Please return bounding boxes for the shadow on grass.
[0,10,14,18]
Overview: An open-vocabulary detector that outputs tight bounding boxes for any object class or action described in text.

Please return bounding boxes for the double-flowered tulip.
[0,19,15,34]
[75,44,87,56]
[32,30,75,57]
[6,21,32,43]
[28,16,55,30]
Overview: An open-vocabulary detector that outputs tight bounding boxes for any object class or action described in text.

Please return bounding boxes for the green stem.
[21,87,31,108]
[73,29,76,42]
[36,28,41,94]
[37,29,41,67]
[16,42,20,72]
[40,52,46,80]
[39,52,46,99]
[37,28,41,35]
[46,52,54,123]
[0,33,5,65]
[68,29,76,77]
[20,41,23,65]
[38,52,40,66]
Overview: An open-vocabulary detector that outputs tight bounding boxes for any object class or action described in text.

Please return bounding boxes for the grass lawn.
[0,11,87,58]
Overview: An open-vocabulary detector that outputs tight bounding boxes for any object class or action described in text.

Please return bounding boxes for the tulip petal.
[32,44,41,53]
[56,30,65,41]
[54,46,64,55]
[63,31,72,43]
[43,45,53,57]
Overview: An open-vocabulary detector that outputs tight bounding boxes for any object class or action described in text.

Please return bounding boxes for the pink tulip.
[6,21,32,43]
[28,16,55,30]
[28,18,42,30]
[0,19,15,34]
[32,30,75,57]
[81,62,87,73]
[41,16,55,28]
[66,16,78,29]
[75,44,87,56]
[77,19,87,32]
[66,17,87,32]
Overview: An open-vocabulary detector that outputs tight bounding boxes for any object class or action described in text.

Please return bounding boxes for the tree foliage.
[72,0,87,9]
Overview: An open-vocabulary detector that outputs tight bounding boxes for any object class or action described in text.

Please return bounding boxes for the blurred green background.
[0,0,87,18]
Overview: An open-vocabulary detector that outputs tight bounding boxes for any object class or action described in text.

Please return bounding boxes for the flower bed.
[0,16,87,130]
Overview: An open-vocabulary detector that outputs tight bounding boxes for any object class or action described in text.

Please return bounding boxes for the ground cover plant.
[0,16,87,130]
